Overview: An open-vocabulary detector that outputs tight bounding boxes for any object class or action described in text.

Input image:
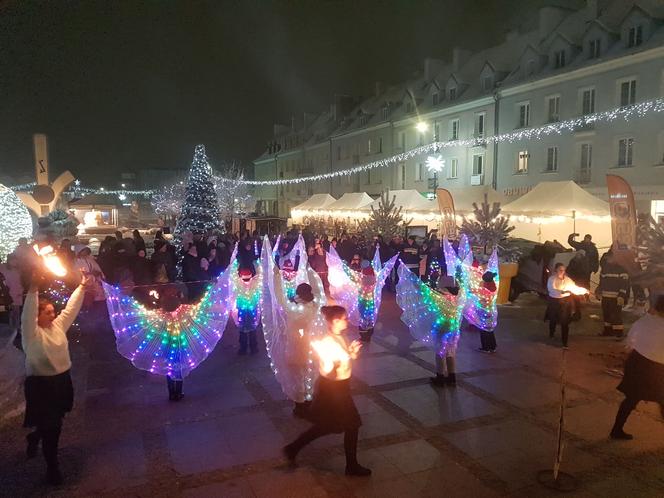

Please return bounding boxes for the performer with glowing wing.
[227,244,263,355]
[103,263,232,401]
[275,234,309,301]
[327,245,397,342]
[261,236,326,418]
[462,245,500,354]
[396,237,468,387]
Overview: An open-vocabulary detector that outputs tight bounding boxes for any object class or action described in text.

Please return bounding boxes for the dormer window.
[381,105,390,120]
[359,115,369,126]
[554,50,566,69]
[482,76,493,91]
[589,39,601,59]
[526,59,536,76]
[432,93,440,105]
[449,87,457,100]
[628,25,643,47]
[406,101,414,113]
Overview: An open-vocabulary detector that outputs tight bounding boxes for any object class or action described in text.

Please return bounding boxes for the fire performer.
[22,265,87,486]
[283,305,371,477]
[546,263,589,348]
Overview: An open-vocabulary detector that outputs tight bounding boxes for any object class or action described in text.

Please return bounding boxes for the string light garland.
[327,246,397,331]
[0,183,33,262]
[7,98,657,198]
[103,275,231,379]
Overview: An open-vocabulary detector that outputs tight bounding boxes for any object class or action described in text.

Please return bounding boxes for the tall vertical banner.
[436,188,457,240]
[606,174,636,248]
[33,134,49,186]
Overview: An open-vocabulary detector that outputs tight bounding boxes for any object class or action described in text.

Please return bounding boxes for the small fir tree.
[358,191,411,241]
[460,193,518,261]
[175,145,222,241]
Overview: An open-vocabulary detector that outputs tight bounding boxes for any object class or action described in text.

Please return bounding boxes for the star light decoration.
[425,155,445,173]
[102,276,231,379]
[0,183,33,262]
[327,246,397,331]
[260,236,326,402]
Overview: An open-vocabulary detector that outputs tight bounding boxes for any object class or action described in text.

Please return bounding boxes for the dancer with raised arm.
[283,305,371,476]
[327,244,397,342]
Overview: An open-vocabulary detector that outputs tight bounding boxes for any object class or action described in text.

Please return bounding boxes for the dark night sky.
[0,0,554,185]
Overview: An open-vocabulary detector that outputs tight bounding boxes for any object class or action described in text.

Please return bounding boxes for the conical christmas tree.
[175,145,222,240]
[358,191,411,241]
[460,193,518,261]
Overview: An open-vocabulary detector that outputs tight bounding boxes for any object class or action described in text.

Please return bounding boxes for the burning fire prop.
[33,245,68,277]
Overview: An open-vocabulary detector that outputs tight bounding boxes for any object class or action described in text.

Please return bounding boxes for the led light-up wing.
[396,263,464,357]
[103,271,231,379]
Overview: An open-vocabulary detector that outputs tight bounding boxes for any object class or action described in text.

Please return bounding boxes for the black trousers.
[288,425,359,466]
[479,330,497,351]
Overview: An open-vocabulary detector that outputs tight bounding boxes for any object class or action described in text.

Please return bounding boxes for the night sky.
[0,0,557,185]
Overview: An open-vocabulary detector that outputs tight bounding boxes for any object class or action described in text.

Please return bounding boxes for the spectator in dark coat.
[568,233,599,276]
[132,230,146,254]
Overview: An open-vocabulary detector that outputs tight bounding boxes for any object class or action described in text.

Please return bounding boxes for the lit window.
[517,151,529,173]
[449,119,460,140]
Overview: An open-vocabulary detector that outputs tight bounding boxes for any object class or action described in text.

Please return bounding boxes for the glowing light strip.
[9,98,662,193]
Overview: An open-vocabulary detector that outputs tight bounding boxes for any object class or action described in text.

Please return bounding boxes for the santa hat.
[238,268,253,279]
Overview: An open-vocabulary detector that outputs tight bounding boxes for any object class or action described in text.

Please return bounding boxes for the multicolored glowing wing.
[103,276,231,379]
[396,263,464,357]
[462,248,499,332]
[371,254,398,328]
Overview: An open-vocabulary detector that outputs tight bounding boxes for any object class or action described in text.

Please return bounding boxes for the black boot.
[238,332,248,355]
[344,428,371,476]
[430,374,446,387]
[26,430,40,459]
[610,398,636,440]
[248,330,258,354]
[167,376,184,401]
[42,424,63,485]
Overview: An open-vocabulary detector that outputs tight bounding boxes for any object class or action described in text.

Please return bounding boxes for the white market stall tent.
[359,189,440,228]
[501,181,612,249]
[290,194,337,224]
[447,186,508,214]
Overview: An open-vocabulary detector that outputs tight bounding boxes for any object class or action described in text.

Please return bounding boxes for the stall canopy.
[501,181,612,249]
[502,181,609,218]
[447,186,508,214]
[326,192,375,211]
[292,193,337,211]
[360,189,437,213]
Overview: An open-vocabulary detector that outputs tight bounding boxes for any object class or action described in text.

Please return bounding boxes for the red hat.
[361,267,375,276]
[239,268,253,279]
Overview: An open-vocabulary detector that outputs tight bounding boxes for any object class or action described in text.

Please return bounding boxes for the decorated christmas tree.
[358,191,411,241]
[460,193,519,261]
[174,145,222,241]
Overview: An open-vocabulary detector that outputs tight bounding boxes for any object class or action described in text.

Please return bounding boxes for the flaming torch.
[310,336,350,374]
[33,245,67,277]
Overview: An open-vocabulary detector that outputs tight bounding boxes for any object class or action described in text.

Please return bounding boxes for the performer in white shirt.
[546,263,588,348]
[22,269,88,485]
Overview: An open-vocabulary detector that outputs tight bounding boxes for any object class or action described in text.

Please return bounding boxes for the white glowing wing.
[395,264,464,357]
[326,245,362,326]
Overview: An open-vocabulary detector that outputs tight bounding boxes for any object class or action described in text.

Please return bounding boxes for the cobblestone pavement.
[2,293,664,497]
